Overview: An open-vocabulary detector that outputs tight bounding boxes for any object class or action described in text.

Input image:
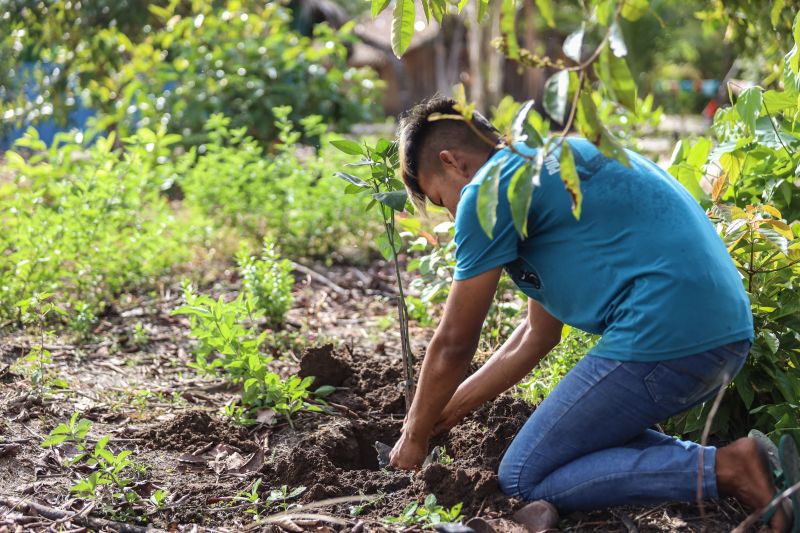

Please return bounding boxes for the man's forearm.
[448,320,558,416]
[405,336,474,439]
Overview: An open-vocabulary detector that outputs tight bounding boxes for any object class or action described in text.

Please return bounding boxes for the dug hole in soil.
[264,344,529,521]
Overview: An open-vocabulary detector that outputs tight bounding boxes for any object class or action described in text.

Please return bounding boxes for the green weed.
[517,328,598,404]
[232,479,305,520]
[41,413,150,508]
[237,239,294,327]
[173,283,334,427]
[12,294,69,395]
[383,494,464,529]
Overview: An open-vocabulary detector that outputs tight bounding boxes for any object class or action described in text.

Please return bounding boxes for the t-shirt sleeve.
[453,183,520,281]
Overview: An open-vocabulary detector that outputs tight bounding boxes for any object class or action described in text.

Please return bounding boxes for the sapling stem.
[380,199,415,411]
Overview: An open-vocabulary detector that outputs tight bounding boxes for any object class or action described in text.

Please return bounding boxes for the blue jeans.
[498,339,751,511]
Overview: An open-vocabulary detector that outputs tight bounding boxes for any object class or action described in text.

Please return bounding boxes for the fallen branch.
[0,496,158,533]
[263,512,349,527]
[290,261,348,295]
[696,372,729,524]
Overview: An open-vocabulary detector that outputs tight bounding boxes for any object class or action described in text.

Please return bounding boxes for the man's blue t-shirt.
[454,139,753,362]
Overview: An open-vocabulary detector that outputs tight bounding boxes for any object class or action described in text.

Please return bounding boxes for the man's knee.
[498,453,525,498]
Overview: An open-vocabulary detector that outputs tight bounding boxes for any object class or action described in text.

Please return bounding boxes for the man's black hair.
[398,96,500,211]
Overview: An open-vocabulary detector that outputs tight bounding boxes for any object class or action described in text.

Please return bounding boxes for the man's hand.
[389,429,429,470]
[432,398,467,436]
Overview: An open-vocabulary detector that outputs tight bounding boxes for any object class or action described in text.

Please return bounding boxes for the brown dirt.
[0,267,750,532]
[260,344,527,520]
[137,410,259,452]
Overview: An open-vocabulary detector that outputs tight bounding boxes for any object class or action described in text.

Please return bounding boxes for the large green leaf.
[372,0,391,18]
[763,90,799,113]
[373,190,408,211]
[597,48,637,111]
[510,100,544,147]
[543,70,570,125]
[330,139,364,155]
[376,229,403,260]
[736,87,763,134]
[391,0,416,58]
[478,0,490,21]
[534,0,555,28]
[508,160,539,237]
[559,142,582,220]
[334,172,368,188]
[563,25,585,63]
[476,157,505,238]
[501,0,519,60]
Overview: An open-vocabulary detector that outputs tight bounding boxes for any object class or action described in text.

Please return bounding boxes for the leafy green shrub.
[173,283,333,426]
[383,495,464,529]
[177,111,375,259]
[0,127,189,324]
[237,239,294,327]
[403,220,525,349]
[1,1,382,144]
[665,19,800,442]
[517,327,598,404]
[41,413,143,504]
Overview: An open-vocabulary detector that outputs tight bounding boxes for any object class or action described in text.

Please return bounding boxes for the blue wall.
[1,62,95,150]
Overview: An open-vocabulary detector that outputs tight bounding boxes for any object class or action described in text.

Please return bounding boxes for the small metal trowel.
[374,441,441,469]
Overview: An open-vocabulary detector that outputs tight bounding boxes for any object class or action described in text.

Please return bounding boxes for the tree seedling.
[332,138,416,409]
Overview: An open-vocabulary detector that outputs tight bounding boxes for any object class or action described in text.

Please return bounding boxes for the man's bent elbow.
[428,334,476,367]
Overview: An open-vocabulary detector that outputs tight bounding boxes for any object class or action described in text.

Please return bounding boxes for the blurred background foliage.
[0,0,382,144]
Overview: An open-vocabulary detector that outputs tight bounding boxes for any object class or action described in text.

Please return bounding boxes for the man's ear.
[438,149,458,170]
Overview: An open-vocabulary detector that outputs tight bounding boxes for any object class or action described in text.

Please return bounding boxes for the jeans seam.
[511,360,623,494]
[530,468,704,503]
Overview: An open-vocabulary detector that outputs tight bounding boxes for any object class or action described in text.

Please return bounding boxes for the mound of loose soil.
[263,345,530,519]
[138,411,258,452]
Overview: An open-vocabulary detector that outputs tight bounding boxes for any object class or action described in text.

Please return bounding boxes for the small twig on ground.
[291,261,349,295]
[20,423,44,441]
[696,373,730,530]
[0,496,156,533]
[327,401,364,419]
[263,512,348,526]
[732,480,800,532]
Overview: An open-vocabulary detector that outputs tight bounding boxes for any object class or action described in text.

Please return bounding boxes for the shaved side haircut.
[398,97,500,211]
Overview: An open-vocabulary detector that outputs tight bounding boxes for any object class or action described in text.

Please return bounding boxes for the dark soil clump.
[299,344,353,387]
[262,346,526,519]
[138,411,258,452]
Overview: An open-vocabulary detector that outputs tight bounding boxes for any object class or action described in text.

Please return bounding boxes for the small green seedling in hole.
[266,484,306,513]
[383,494,464,528]
[435,446,454,466]
[349,493,383,517]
